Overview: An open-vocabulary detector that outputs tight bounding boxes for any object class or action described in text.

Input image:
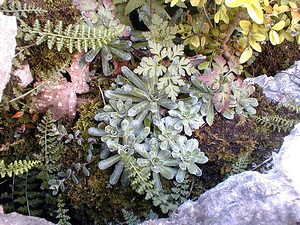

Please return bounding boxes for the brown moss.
[246,41,300,77]
[23,0,80,25]
[27,44,72,80]
[194,87,300,191]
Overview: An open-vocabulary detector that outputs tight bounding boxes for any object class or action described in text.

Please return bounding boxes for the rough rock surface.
[142,124,300,225]
[246,60,300,105]
[0,13,17,102]
[14,64,33,88]
[0,211,54,225]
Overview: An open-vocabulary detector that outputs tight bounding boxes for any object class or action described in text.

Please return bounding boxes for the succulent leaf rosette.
[171,137,208,183]
[168,97,205,136]
[97,126,151,185]
[135,138,178,189]
[155,116,181,150]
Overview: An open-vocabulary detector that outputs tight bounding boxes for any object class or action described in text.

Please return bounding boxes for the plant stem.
[25,171,31,216]
[221,10,243,62]
[1,83,46,106]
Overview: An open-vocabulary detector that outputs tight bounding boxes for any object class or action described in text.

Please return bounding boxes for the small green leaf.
[198,61,210,70]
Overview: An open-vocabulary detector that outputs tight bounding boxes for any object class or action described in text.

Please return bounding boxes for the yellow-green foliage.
[169,0,300,64]
[0,160,40,178]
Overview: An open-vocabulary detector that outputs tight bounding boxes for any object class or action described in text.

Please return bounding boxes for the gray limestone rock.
[246,61,300,105]
[0,212,54,225]
[0,13,17,102]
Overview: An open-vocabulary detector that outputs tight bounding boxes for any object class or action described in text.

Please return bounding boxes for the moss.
[246,41,300,77]
[73,101,102,139]
[27,44,72,80]
[66,169,152,224]
[23,0,80,25]
[194,87,300,191]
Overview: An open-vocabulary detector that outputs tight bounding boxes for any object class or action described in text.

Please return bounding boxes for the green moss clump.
[28,44,72,80]
[66,169,152,224]
[194,87,300,190]
[73,101,102,139]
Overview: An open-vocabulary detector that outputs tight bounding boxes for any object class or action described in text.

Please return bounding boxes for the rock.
[142,66,300,225]
[0,13,17,102]
[246,60,300,105]
[0,211,54,225]
[14,64,33,88]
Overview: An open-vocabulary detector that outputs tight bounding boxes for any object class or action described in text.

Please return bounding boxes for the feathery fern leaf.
[35,112,63,187]
[56,195,71,225]
[120,154,154,197]
[0,1,47,18]
[0,160,40,178]
[252,114,299,132]
[278,102,300,114]
[21,19,122,53]
[122,209,141,225]
[228,152,252,176]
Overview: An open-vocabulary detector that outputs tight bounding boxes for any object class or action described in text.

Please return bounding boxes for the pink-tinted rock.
[0,13,17,102]
[32,53,91,121]
[0,212,54,225]
[14,64,33,87]
[66,53,90,94]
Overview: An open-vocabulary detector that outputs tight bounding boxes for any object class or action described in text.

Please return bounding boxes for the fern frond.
[56,195,71,225]
[21,19,122,53]
[252,114,299,132]
[228,152,251,176]
[278,102,300,114]
[0,160,40,178]
[122,209,141,225]
[121,154,154,196]
[0,1,47,18]
[35,112,62,175]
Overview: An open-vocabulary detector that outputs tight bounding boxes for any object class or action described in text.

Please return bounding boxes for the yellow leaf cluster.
[214,4,229,24]
[225,0,264,24]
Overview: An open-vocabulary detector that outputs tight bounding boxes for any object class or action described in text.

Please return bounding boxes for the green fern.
[11,170,47,216]
[228,152,252,176]
[122,209,141,225]
[0,160,40,178]
[0,0,47,18]
[21,19,122,53]
[35,112,63,187]
[120,154,154,197]
[151,176,190,214]
[252,114,299,132]
[278,102,300,114]
[56,195,71,225]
